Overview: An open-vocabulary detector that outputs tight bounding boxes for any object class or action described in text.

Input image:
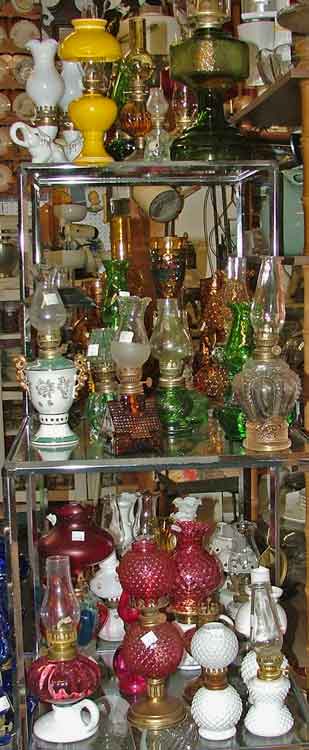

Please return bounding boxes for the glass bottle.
[85,327,118,441]
[144,87,170,162]
[112,18,154,111]
[101,259,129,329]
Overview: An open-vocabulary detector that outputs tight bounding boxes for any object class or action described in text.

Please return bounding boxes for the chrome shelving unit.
[4,160,297,750]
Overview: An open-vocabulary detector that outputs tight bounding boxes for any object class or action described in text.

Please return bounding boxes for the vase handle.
[74,354,88,399]
[15,355,29,393]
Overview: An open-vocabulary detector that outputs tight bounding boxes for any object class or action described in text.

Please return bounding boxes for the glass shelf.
[28,651,309,750]
[4,417,309,477]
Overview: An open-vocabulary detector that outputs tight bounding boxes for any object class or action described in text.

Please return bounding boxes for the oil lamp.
[103,296,161,456]
[244,567,294,737]
[15,267,87,448]
[191,622,242,740]
[28,556,101,743]
[59,19,121,164]
[86,327,118,441]
[227,520,260,619]
[117,539,186,730]
[233,258,301,452]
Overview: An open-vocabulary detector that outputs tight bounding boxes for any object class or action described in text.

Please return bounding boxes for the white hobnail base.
[248,674,290,704]
[245,702,294,737]
[192,684,242,740]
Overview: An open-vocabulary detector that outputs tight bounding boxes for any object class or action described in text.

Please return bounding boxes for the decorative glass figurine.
[15,267,87,447]
[233,257,301,452]
[85,328,118,441]
[144,87,170,162]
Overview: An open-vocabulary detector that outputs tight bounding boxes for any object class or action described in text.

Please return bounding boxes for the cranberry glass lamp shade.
[28,653,101,704]
[122,618,184,679]
[170,521,223,616]
[38,504,114,580]
[117,539,175,607]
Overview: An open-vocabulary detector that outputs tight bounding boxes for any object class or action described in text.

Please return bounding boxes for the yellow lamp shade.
[59,19,121,62]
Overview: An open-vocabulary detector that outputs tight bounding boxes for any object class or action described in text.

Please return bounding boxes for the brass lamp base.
[244,418,291,453]
[128,678,186,730]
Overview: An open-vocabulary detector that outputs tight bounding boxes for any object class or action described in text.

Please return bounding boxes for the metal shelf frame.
[4,159,288,750]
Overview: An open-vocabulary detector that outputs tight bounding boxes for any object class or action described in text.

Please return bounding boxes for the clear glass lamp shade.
[150,299,192,368]
[111,296,151,369]
[250,257,285,338]
[250,577,283,657]
[186,0,231,24]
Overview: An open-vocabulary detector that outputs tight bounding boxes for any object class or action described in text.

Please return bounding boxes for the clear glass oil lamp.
[245,566,294,737]
[59,19,121,164]
[15,267,87,448]
[144,87,170,162]
[86,327,118,441]
[233,257,301,452]
[28,555,101,743]
[227,520,260,619]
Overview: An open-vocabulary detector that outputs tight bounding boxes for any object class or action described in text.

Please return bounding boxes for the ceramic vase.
[26,39,64,110]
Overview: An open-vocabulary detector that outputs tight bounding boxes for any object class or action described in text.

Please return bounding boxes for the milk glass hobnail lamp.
[28,556,101,743]
[59,19,121,164]
[15,267,87,448]
[244,567,294,737]
[233,258,301,452]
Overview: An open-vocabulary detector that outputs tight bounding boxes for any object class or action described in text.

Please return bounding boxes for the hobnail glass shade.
[117,539,175,606]
[170,521,223,614]
[191,622,238,669]
[250,257,285,339]
[121,619,184,678]
[28,653,100,703]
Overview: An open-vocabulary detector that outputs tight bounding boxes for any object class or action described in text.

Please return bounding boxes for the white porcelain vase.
[90,551,125,642]
[235,586,287,639]
[33,700,100,743]
[26,39,64,110]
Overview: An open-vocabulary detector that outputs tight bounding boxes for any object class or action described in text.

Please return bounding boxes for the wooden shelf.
[231,66,309,129]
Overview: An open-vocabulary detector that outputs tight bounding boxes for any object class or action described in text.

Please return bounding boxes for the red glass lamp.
[170,521,223,622]
[28,556,101,743]
[117,539,186,729]
[38,503,114,586]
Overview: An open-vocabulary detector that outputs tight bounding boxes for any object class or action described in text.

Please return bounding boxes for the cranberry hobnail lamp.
[170,521,223,617]
[117,539,175,608]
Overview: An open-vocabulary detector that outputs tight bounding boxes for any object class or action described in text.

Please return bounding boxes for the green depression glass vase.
[101,259,129,329]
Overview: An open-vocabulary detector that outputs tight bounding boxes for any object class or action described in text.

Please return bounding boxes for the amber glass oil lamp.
[117,538,186,730]
[28,556,101,743]
[59,19,121,164]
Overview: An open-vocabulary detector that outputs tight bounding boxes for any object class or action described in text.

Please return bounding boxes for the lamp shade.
[59,19,121,62]
[117,539,175,607]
